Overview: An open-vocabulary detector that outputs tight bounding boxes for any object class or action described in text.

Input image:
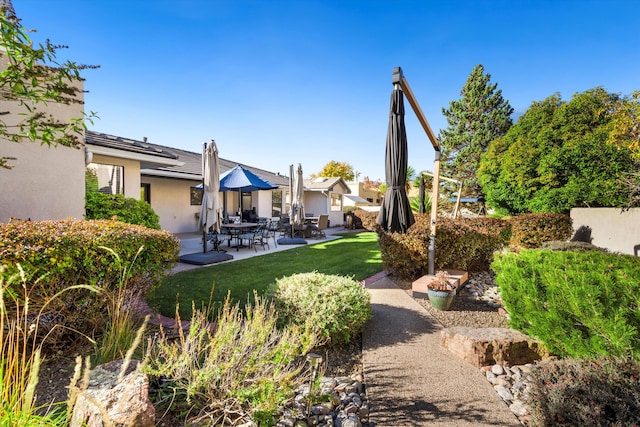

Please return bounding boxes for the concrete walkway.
[363,274,521,426]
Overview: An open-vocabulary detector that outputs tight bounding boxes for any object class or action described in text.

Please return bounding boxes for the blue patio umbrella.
[219,165,278,214]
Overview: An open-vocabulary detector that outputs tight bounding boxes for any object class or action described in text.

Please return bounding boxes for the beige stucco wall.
[90,154,141,200]
[0,58,86,223]
[142,175,283,234]
[570,207,640,255]
[142,176,200,233]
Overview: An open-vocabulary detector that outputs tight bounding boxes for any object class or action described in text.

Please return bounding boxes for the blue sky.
[14,1,639,181]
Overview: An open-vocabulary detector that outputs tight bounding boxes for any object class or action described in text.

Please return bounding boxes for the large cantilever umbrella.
[376,87,415,233]
[198,141,222,253]
[219,165,278,214]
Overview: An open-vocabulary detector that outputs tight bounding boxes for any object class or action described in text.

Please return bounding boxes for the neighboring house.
[344,181,381,209]
[0,55,86,223]
[86,131,290,233]
[302,177,351,227]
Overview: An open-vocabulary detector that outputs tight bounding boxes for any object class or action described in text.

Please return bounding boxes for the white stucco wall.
[570,207,640,255]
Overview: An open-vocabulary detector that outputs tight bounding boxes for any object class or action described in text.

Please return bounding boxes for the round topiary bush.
[270,272,372,346]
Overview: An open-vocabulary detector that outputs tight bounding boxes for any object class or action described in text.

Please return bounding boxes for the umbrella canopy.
[376,88,415,233]
[219,165,278,192]
[198,141,222,252]
[290,163,305,226]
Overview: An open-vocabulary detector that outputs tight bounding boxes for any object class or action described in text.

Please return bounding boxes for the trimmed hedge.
[492,249,640,360]
[0,219,180,347]
[508,213,573,249]
[377,213,572,280]
[378,214,511,279]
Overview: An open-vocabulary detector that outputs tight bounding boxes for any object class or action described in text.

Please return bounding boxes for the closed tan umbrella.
[198,141,222,252]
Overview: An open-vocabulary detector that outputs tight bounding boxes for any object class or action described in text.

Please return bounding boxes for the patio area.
[172,226,349,274]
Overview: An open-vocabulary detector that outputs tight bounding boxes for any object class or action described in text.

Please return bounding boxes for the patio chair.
[308,214,329,239]
[266,219,279,247]
[239,226,269,252]
[207,229,231,252]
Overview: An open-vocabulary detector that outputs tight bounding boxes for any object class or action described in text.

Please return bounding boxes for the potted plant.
[427,270,456,311]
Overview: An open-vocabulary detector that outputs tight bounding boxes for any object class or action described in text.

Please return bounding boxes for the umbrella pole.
[202,141,208,253]
[289,164,294,238]
[428,151,441,275]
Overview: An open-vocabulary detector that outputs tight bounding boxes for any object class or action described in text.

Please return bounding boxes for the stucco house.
[86,131,291,233]
[0,53,87,223]
[302,177,351,228]
[344,181,381,209]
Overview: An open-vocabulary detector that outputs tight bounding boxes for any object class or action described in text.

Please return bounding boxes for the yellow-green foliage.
[508,213,573,249]
[377,213,573,280]
[0,219,179,348]
[145,295,316,426]
[378,214,511,279]
[493,249,640,360]
[269,272,372,346]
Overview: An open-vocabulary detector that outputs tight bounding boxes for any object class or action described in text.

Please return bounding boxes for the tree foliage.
[438,64,513,197]
[311,160,355,181]
[478,87,638,214]
[0,3,98,169]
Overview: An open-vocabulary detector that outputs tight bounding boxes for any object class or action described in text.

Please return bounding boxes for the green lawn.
[146,232,382,319]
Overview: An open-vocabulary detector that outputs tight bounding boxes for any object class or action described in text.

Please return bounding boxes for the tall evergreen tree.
[438,64,513,197]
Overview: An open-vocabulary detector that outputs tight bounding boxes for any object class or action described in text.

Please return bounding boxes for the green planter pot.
[427,288,456,311]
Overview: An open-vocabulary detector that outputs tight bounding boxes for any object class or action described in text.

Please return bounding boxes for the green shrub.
[508,213,573,249]
[145,295,316,426]
[378,214,511,280]
[492,249,640,360]
[526,357,640,426]
[0,219,179,349]
[269,272,372,346]
[541,240,608,252]
[85,191,161,229]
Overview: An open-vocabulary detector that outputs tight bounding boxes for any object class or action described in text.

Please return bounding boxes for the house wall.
[91,154,142,199]
[570,207,640,255]
[0,57,86,223]
[0,140,85,222]
[303,191,345,227]
[142,176,200,233]
[345,181,382,206]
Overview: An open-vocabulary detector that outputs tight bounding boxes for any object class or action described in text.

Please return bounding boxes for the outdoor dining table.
[220,222,258,251]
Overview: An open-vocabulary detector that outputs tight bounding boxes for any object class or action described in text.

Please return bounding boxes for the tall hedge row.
[377,212,571,280]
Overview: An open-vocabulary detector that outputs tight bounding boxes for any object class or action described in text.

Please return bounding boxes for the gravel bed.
[391,271,509,329]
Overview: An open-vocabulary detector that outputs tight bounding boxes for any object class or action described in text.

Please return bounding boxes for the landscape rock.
[440,326,551,367]
[70,359,154,427]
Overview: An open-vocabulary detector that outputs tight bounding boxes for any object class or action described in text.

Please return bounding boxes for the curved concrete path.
[363,274,521,426]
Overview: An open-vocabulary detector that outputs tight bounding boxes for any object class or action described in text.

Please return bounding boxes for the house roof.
[85,130,290,188]
[344,194,373,204]
[303,177,351,193]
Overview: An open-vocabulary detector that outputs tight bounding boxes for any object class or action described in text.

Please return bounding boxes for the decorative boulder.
[440,327,552,368]
[70,359,154,427]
